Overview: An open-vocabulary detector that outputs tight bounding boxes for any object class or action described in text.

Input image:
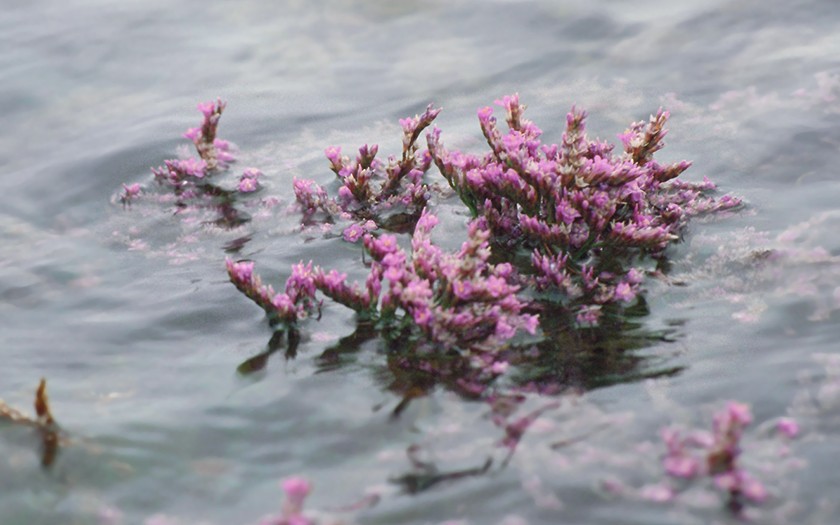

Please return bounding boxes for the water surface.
[2,1,840,523]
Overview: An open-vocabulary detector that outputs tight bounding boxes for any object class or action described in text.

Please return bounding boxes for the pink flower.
[226,258,254,284]
[282,476,312,511]
[197,100,216,117]
[477,106,494,125]
[121,183,141,201]
[575,305,601,326]
[452,280,473,300]
[343,223,366,243]
[238,176,259,193]
[183,127,201,142]
[494,93,520,112]
[777,418,799,438]
[324,146,342,167]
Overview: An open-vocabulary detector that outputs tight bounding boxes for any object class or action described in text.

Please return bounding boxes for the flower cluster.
[228,208,537,365]
[292,105,441,237]
[124,99,265,228]
[363,209,538,357]
[225,95,743,382]
[183,98,236,171]
[427,94,740,325]
[660,402,775,505]
[226,259,319,326]
[152,99,236,191]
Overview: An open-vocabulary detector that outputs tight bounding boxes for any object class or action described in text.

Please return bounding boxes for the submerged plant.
[659,402,781,508]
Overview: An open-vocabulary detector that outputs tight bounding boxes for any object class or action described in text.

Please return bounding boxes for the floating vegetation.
[114,97,805,522]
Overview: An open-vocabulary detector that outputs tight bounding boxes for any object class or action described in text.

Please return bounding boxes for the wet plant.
[228,95,739,393]
[122,98,264,229]
[292,105,441,237]
[427,94,740,325]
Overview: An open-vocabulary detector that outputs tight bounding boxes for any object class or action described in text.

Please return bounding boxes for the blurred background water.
[2,0,840,523]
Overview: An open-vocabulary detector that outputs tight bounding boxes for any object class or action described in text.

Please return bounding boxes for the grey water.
[2,0,840,523]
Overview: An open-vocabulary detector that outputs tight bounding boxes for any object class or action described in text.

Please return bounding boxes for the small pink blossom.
[726,401,753,426]
[477,106,494,124]
[226,258,254,284]
[777,418,799,438]
[238,176,260,193]
[183,127,201,142]
[343,223,366,243]
[197,100,216,117]
[282,476,312,514]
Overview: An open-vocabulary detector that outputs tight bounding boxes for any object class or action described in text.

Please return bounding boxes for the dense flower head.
[428,95,740,326]
[361,209,538,356]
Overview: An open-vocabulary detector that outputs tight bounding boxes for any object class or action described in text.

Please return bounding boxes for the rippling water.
[3,1,840,523]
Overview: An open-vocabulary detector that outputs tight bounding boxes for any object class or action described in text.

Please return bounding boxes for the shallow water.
[2,0,840,523]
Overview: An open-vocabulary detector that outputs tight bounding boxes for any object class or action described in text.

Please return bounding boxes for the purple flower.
[238,176,260,193]
[197,100,217,118]
[777,418,799,438]
[183,127,201,142]
[343,223,366,243]
[477,106,494,125]
[226,258,254,284]
[281,476,312,515]
[121,183,142,203]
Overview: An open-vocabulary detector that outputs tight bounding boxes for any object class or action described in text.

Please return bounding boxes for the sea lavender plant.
[124,99,267,229]
[292,105,441,236]
[660,402,773,507]
[427,94,740,325]
[228,208,537,372]
[226,95,742,391]
[152,99,235,191]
